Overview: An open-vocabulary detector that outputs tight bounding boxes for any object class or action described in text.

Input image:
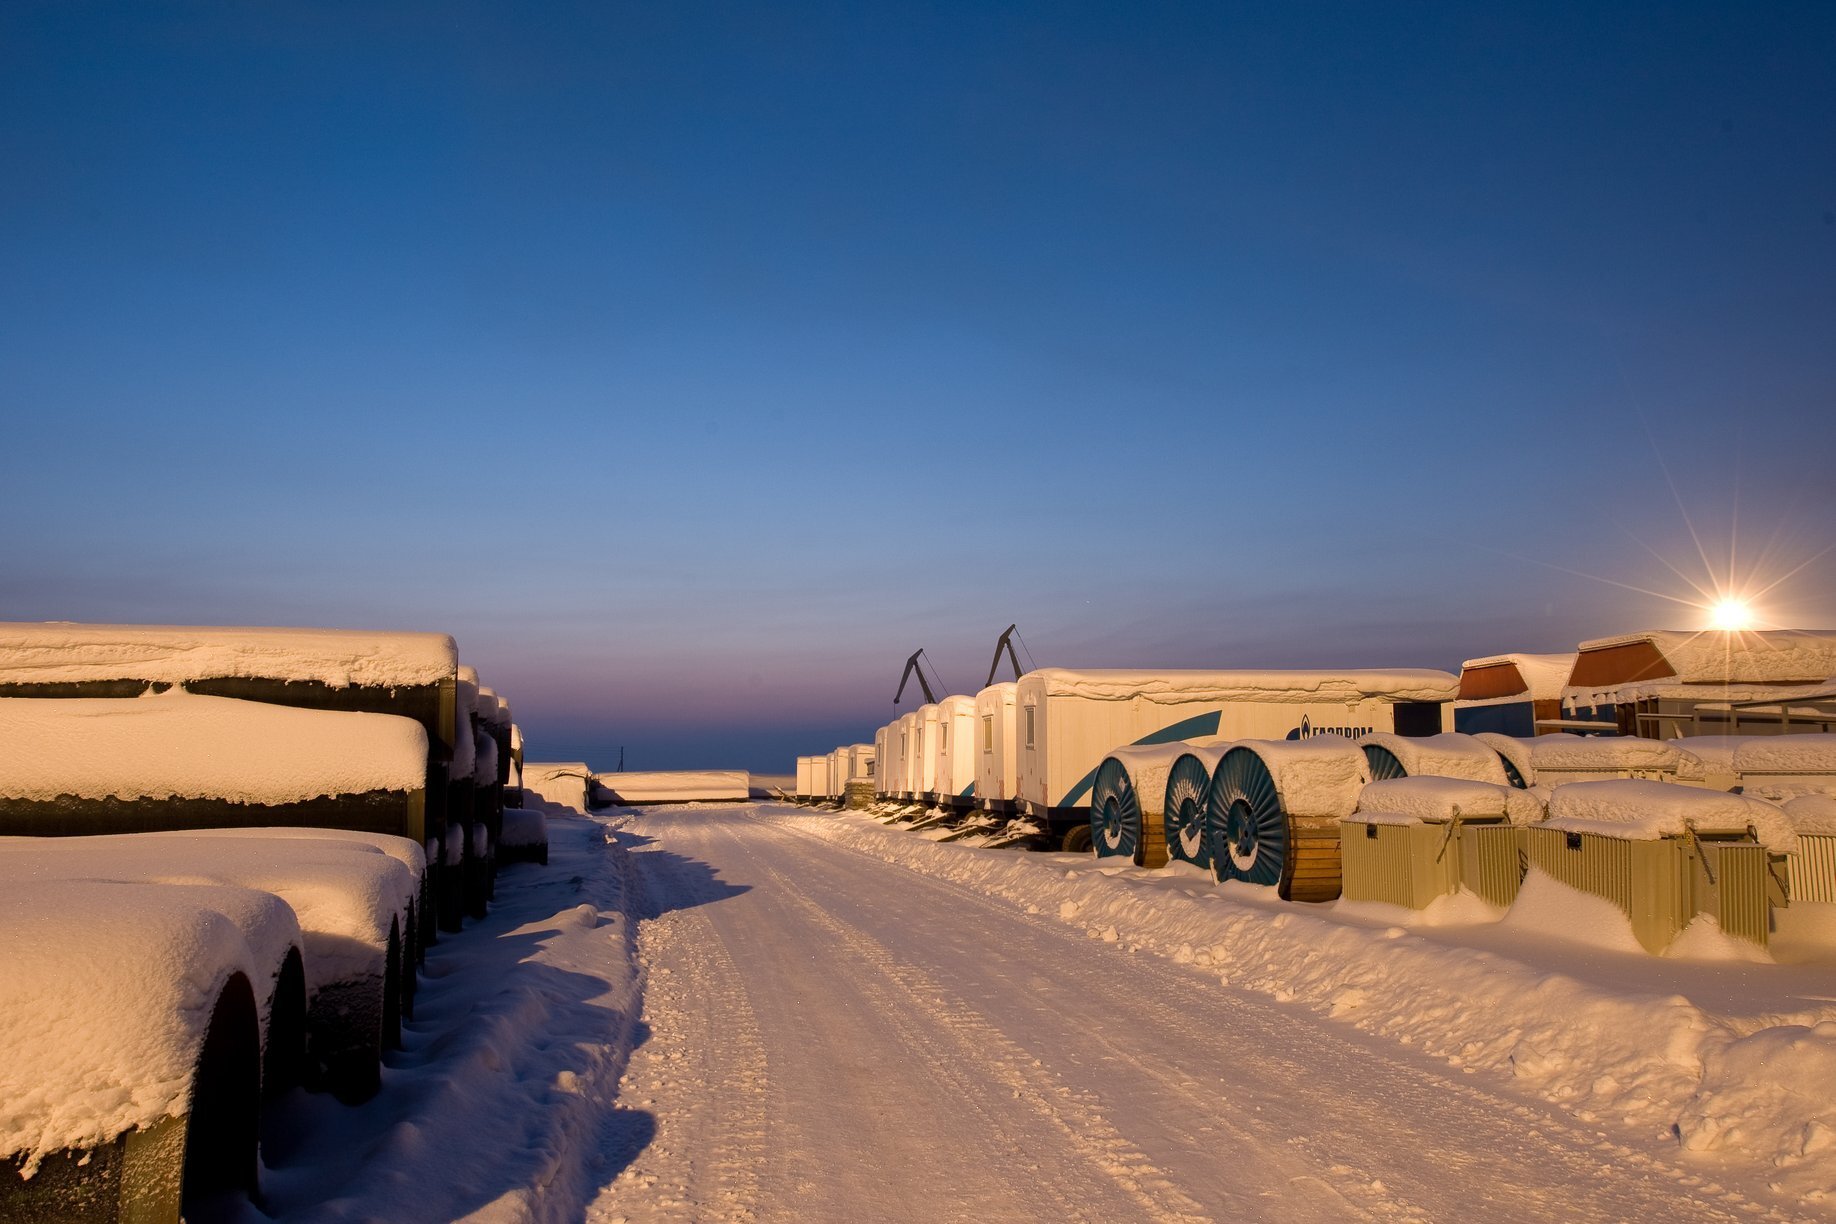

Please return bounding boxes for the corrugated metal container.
[1788,834,1836,903]
[1339,817,1520,910]
[1521,826,1781,952]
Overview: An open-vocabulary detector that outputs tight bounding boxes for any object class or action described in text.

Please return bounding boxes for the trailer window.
[1024,705,1036,749]
[982,714,993,752]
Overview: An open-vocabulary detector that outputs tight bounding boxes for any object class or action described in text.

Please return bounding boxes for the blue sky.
[3,2,1833,771]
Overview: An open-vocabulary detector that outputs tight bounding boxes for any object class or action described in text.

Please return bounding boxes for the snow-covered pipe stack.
[975,683,1019,816]
[1090,738,1229,869]
[0,620,461,945]
[0,875,304,1218]
[0,832,420,1102]
[1206,739,1369,901]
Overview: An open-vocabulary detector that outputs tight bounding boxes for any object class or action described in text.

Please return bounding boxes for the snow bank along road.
[592,802,1824,1223]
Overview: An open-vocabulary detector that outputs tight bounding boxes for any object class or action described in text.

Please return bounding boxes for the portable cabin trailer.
[1523,780,1791,952]
[1454,653,1574,737]
[828,748,848,802]
[873,727,891,799]
[1340,776,1539,911]
[913,703,943,803]
[975,682,1019,816]
[795,755,817,802]
[895,712,921,801]
[1014,668,1456,851]
[932,695,978,814]
[1560,629,1836,738]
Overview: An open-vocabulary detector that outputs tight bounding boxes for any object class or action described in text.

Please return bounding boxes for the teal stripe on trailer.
[957,782,975,799]
[1162,752,1214,871]
[1089,757,1141,861]
[1055,710,1224,808]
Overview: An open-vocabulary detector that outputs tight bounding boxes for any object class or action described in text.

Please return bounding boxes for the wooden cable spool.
[1207,745,1351,902]
[1162,751,1215,872]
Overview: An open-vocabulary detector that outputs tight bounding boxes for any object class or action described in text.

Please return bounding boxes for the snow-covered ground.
[591,802,1836,1222]
[232,799,1836,1221]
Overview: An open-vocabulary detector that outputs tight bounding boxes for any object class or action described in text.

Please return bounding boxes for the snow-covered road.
[592,803,1805,1223]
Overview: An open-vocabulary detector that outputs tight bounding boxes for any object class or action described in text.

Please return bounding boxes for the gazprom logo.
[1285,714,1372,741]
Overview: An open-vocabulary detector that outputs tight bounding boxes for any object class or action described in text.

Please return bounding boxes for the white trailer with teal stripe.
[1016,668,1458,851]
[933,694,978,814]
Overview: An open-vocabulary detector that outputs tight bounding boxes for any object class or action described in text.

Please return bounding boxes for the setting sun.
[1709,598,1757,630]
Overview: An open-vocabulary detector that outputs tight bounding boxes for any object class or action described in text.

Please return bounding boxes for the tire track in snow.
[749,855,1217,1224]
[591,825,768,1222]
[760,806,1808,1224]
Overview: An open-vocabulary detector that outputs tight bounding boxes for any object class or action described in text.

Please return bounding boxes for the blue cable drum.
[1163,750,1219,871]
[1206,747,1288,889]
[1089,756,1140,862]
[1361,743,1408,782]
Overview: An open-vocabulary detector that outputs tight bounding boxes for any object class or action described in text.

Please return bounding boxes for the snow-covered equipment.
[499,808,549,865]
[844,744,877,809]
[1090,739,1229,868]
[1340,777,1541,910]
[1560,628,1836,738]
[0,832,419,1103]
[1205,740,1369,900]
[0,877,304,1221]
[933,695,978,814]
[1015,668,1456,852]
[1522,780,1791,952]
[1671,735,1836,798]
[0,621,460,942]
[522,762,592,815]
[1522,735,1698,788]
[1358,732,1513,786]
[451,667,492,925]
[974,682,1019,816]
[594,771,750,805]
[1472,732,1537,788]
[1454,653,1574,737]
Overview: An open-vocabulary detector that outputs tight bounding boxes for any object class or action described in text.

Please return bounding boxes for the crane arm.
[983,624,1024,689]
[893,649,939,705]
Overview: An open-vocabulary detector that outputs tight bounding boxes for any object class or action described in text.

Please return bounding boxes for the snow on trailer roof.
[1457,653,1575,701]
[1527,735,1688,772]
[0,690,428,804]
[1568,629,1836,689]
[1543,780,1798,853]
[0,877,301,1173]
[0,622,457,689]
[0,834,416,995]
[1023,668,1457,704]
